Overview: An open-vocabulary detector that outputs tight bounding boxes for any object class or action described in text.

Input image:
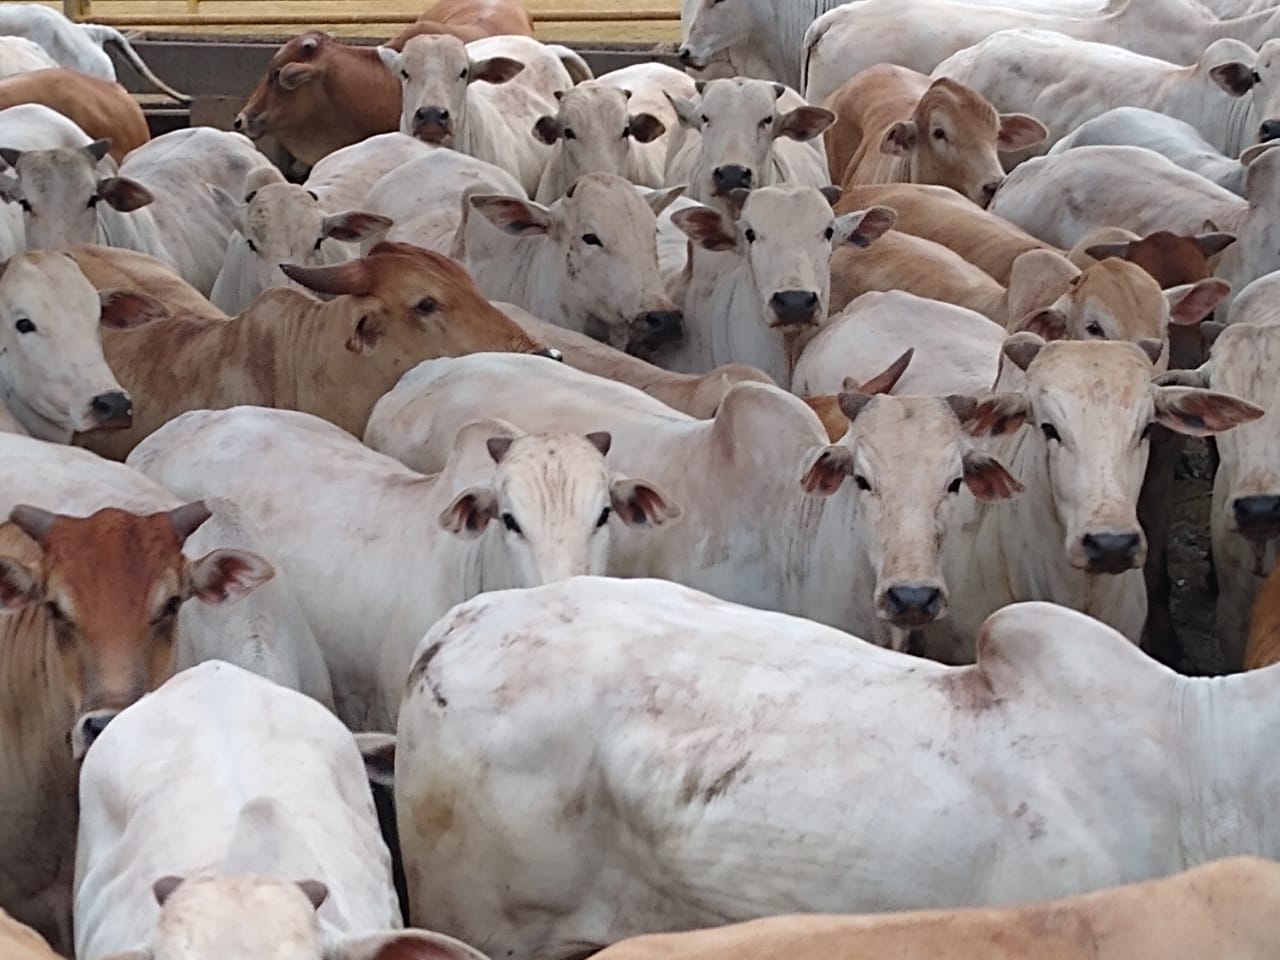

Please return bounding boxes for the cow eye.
[744,227,756,243]
[415,297,438,314]
[459,68,468,79]
[596,506,611,528]
[758,116,771,129]
[1085,321,1104,336]
[502,512,523,535]
[270,68,281,83]
[582,233,602,246]
[700,114,710,125]
[87,194,100,208]
[400,69,409,80]
[563,127,577,140]
[948,477,963,494]
[621,125,631,139]
[854,474,872,492]
[823,226,834,240]
[932,128,946,141]
[15,318,35,334]
[246,237,258,253]
[1040,423,1061,442]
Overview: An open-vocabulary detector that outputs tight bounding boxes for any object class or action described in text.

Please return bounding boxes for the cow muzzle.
[878,582,947,628]
[677,46,708,69]
[1233,494,1280,540]
[71,709,119,761]
[233,111,263,139]
[711,165,753,195]
[978,178,1002,209]
[1260,119,1280,143]
[412,107,453,144]
[768,290,821,328]
[82,390,134,431]
[627,309,684,354]
[1075,530,1144,574]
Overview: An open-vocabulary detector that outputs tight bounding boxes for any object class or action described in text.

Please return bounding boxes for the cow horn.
[167,501,212,540]
[280,259,375,297]
[9,505,57,543]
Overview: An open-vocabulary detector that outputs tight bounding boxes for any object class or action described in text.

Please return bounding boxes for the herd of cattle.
[1,0,1280,956]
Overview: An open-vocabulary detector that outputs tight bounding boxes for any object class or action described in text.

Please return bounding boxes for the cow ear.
[1210,60,1256,97]
[0,557,39,611]
[439,488,500,538]
[469,195,553,237]
[322,211,393,243]
[628,112,666,143]
[965,392,1030,437]
[97,177,154,213]
[533,115,562,144]
[996,113,1048,151]
[671,205,739,252]
[375,45,401,74]
[610,478,681,526]
[880,120,918,156]
[354,732,396,789]
[1082,240,1131,262]
[211,185,247,231]
[279,61,321,89]
[99,289,170,328]
[84,139,112,164]
[800,445,853,496]
[1153,386,1263,437]
[1240,140,1279,166]
[777,105,834,142]
[644,184,685,217]
[665,93,702,129]
[346,313,385,354]
[325,929,492,960]
[188,549,275,605]
[1016,307,1068,341]
[469,56,524,85]
[833,205,895,249]
[961,450,1024,501]
[1166,278,1231,327]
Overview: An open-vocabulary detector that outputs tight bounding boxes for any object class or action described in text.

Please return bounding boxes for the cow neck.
[1202,5,1280,47]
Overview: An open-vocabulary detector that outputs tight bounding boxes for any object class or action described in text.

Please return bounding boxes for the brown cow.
[823,65,1046,207]
[0,500,272,954]
[1246,561,1280,669]
[0,69,148,162]
[77,241,546,460]
[69,245,228,325]
[236,1,535,167]
[835,182,1054,285]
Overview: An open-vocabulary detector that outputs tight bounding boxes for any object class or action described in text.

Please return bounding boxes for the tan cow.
[0,68,147,162]
[588,857,1280,960]
[1247,561,1280,668]
[823,65,1046,207]
[0,910,61,960]
[69,244,229,325]
[76,241,545,460]
[836,182,1055,285]
[386,0,534,46]
[0,501,272,955]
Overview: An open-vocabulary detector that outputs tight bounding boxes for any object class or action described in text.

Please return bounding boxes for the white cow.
[361,149,525,255]
[365,354,1021,652]
[119,127,280,296]
[378,34,569,196]
[918,334,1260,660]
[211,167,392,315]
[933,32,1265,160]
[533,63,698,202]
[395,580,1280,960]
[75,661,485,960]
[0,37,56,80]
[0,251,135,443]
[0,433,330,707]
[0,5,188,101]
[1229,268,1280,324]
[126,405,680,731]
[664,78,833,212]
[303,132,439,212]
[802,0,1280,105]
[456,173,687,358]
[1051,106,1249,196]
[659,185,896,386]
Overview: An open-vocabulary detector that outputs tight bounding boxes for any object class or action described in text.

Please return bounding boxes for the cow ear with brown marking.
[777,106,835,142]
[833,206,896,249]
[610,477,681,526]
[996,113,1048,152]
[99,289,170,328]
[1166,278,1231,327]
[96,177,154,213]
[671,205,739,252]
[469,195,554,237]
[188,549,275,605]
[439,488,500,538]
[964,393,1030,438]
[880,120,919,157]
[961,450,1024,501]
[1152,386,1264,437]
[469,57,525,85]
[322,211,394,244]
[1209,60,1258,97]
[1015,307,1068,341]
[800,445,853,497]
[628,112,666,143]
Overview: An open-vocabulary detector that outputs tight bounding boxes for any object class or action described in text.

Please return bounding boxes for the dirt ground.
[1166,438,1222,676]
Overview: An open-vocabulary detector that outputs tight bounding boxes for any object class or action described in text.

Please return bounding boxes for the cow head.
[467,174,686,357]
[972,335,1261,575]
[534,84,666,190]
[1208,38,1280,146]
[677,0,755,71]
[0,503,273,760]
[0,141,152,251]
[667,78,834,206]
[0,251,135,443]
[672,184,895,331]
[94,873,493,960]
[377,34,524,145]
[439,424,679,583]
[212,166,392,315]
[880,77,1046,208]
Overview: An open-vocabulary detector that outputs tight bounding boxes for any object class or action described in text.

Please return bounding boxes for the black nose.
[883,585,944,626]
[711,165,752,194]
[1260,119,1280,142]
[414,106,450,126]
[638,310,684,347]
[1234,495,1280,536]
[232,115,244,131]
[769,290,821,326]
[90,390,133,428]
[1081,532,1142,572]
[81,713,113,745]
[678,46,693,64]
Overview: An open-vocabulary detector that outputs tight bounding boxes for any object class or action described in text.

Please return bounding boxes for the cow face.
[668,78,833,205]
[880,78,1046,208]
[677,0,756,71]
[972,336,1262,575]
[377,35,524,145]
[468,175,687,357]
[98,873,491,960]
[834,393,1021,631]
[534,84,666,187]
[0,503,273,760]
[672,185,895,332]
[0,142,152,251]
[1209,38,1280,146]
[0,251,134,442]
[440,427,679,584]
